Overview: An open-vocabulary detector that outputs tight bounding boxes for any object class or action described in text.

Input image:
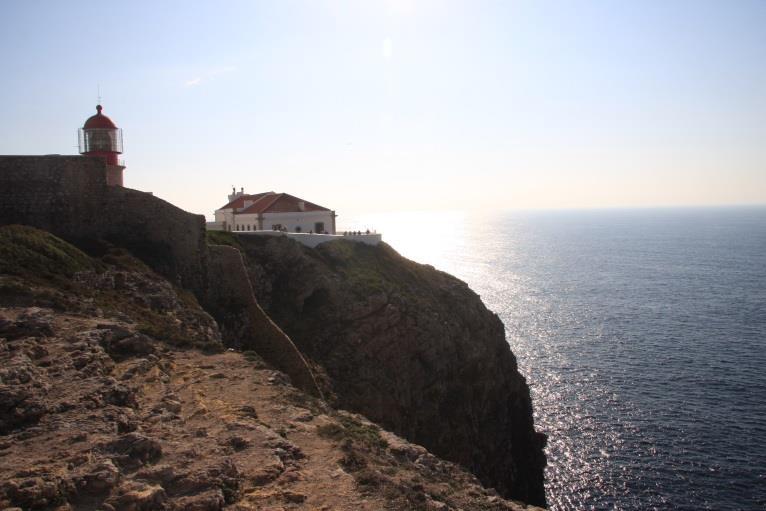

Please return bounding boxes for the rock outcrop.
[0,226,544,511]
[219,234,548,506]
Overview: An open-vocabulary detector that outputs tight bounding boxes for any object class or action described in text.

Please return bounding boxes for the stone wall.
[0,156,206,292]
[98,186,208,294]
[0,156,107,237]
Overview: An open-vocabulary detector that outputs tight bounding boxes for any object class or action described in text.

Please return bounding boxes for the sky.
[1,0,765,219]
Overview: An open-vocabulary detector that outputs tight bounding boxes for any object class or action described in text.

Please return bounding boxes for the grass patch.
[242,350,270,369]
[242,350,259,361]
[319,239,356,260]
[0,225,99,283]
[99,246,152,273]
[316,241,399,298]
[317,414,388,450]
[345,267,388,297]
[206,230,242,250]
[0,276,72,310]
[284,388,324,414]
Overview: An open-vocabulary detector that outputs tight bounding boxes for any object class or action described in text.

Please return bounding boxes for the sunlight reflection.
[339,210,468,276]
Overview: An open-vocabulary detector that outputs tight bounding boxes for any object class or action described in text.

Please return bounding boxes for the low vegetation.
[206,230,242,249]
[0,225,222,351]
[317,413,388,451]
[0,224,100,283]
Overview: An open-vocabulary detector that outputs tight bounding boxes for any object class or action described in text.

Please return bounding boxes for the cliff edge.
[214,233,548,506]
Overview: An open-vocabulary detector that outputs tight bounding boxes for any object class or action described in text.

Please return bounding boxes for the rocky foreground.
[0,226,543,510]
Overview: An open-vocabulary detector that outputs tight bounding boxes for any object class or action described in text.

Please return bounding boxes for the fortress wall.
[0,155,206,293]
[0,156,107,239]
[97,186,208,294]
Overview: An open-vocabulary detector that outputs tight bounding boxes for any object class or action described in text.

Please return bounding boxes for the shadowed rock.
[231,235,548,505]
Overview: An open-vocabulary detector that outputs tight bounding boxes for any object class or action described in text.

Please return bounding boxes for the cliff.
[0,225,543,511]
[211,233,548,506]
[0,155,546,507]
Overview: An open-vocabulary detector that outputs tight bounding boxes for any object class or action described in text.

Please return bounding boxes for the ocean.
[342,207,766,511]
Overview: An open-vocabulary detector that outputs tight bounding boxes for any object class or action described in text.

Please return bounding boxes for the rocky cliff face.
[0,156,547,507]
[205,244,321,397]
[221,234,547,506]
[0,225,544,511]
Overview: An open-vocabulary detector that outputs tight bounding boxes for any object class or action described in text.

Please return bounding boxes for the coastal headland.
[0,155,546,509]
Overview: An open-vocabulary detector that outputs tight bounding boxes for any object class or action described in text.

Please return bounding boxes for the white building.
[209,188,336,234]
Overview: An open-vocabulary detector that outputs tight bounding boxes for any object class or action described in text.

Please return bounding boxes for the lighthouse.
[78,105,125,187]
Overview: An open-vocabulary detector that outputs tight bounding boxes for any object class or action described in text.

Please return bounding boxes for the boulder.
[104,433,162,468]
[0,384,48,433]
[105,481,166,511]
[169,489,225,511]
[1,476,66,510]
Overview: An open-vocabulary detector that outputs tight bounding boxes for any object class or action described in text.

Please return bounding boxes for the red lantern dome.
[83,105,118,130]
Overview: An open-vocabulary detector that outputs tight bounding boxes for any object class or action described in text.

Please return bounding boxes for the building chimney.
[228,186,246,203]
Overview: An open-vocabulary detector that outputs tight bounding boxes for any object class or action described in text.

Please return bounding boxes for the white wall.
[214,209,229,223]
[214,209,236,230]
[213,209,336,234]
[230,213,260,231]
[261,211,335,234]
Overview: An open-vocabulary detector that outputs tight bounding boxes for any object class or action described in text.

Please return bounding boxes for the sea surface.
[342,207,766,511]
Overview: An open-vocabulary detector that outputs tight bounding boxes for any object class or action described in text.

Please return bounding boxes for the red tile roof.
[218,192,331,214]
[218,192,274,211]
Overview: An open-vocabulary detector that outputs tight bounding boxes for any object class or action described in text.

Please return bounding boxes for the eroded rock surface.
[0,308,543,511]
[0,226,545,510]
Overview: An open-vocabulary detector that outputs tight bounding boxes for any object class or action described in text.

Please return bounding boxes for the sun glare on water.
[339,210,469,273]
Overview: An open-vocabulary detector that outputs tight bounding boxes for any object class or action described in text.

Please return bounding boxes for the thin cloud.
[183,66,236,87]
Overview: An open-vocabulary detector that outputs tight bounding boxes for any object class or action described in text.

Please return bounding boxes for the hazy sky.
[1,0,765,218]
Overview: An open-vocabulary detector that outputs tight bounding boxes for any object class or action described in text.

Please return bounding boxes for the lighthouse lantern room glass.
[78,105,124,166]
